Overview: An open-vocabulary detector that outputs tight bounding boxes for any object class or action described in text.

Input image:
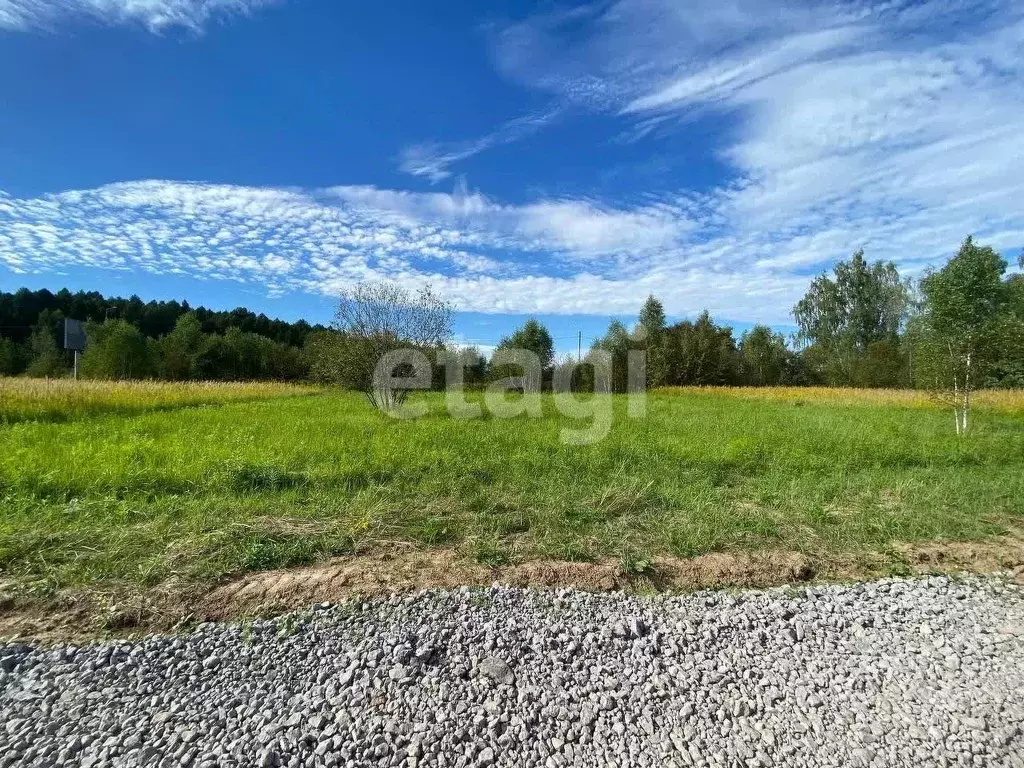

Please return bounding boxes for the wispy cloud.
[398,107,560,183]
[327,180,692,261]
[486,0,1024,268]
[3,0,1023,326]
[0,0,281,32]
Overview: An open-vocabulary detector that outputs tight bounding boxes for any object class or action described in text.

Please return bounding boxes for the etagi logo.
[369,347,647,445]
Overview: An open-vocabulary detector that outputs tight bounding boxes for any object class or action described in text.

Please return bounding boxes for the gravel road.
[2,575,1023,768]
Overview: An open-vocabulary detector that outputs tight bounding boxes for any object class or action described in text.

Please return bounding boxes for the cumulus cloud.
[0,0,281,32]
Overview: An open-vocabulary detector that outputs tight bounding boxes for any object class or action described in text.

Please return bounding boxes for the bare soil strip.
[3,537,1024,642]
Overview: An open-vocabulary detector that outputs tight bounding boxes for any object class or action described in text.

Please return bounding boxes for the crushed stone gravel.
[2,575,1023,767]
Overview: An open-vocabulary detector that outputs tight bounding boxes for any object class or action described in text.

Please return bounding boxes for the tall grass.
[0,377,320,424]
[659,386,1024,415]
[1,383,1021,592]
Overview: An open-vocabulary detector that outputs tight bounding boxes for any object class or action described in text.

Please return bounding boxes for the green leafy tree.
[0,287,325,349]
[853,339,908,388]
[782,346,820,386]
[453,346,489,388]
[304,329,346,385]
[914,237,1011,433]
[80,319,153,380]
[993,259,1024,386]
[636,295,668,388]
[793,250,909,385]
[159,312,205,380]
[591,319,632,393]
[739,325,788,386]
[226,328,272,379]
[0,338,25,376]
[24,312,69,378]
[496,319,554,369]
[638,296,666,333]
[664,311,739,386]
[0,287,321,383]
[196,334,235,380]
[264,338,307,380]
[194,328,304,380]
[493,318,555,392]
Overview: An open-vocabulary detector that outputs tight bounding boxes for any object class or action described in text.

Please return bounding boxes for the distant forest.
[0,288,326,381]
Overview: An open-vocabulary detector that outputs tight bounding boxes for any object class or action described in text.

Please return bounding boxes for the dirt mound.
[3,538,1023,642]
[903,537,1024,572]
[198,549,817,621]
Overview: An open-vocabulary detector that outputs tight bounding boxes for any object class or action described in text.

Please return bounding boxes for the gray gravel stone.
[2,575,1023,767]
[478,657,515,686]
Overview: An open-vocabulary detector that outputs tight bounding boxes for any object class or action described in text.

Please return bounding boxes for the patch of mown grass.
[0,385,1022,591]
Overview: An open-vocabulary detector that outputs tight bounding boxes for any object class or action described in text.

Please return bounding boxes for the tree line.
[310,237,1022,422]
[578,238,1022,395]
[2,237,1022,402]
[0,288,325,380]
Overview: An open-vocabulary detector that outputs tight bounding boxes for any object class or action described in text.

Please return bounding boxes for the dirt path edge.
[3,538,1024,643]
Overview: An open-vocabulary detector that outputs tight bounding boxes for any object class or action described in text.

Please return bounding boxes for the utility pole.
[578,331,582,362]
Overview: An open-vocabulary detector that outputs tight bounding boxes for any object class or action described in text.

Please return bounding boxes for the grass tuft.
[227,463,306,494]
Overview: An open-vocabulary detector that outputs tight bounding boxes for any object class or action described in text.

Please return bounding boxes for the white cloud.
[399,108,560,183]
[2,162,1021,325]
[514,199,691,260]
[327,180,693,260]
[0,178,801,322]
[484,0,1024,283]
[0,0,280,32]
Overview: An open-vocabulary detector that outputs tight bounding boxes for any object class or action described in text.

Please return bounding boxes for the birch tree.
[793,250,909,385]
[915,237,1010,435]
[637,295,668,388]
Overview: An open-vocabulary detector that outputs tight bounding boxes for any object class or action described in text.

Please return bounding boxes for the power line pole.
[578,331,582,362]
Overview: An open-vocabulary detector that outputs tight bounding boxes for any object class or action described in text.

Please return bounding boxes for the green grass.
[1,381,1022,593]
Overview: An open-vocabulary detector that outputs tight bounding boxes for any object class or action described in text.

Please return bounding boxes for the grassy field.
[0,378,319,424]
[1,378,1022,595]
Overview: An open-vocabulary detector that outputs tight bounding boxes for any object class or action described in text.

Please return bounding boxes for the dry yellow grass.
[657,385,1024,415]
[0,377,320,423]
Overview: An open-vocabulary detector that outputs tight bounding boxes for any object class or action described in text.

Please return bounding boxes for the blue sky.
[1,0,1023,355]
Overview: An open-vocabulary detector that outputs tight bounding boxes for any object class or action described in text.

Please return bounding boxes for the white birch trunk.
[952,371,961,436]
[962,352,971,434]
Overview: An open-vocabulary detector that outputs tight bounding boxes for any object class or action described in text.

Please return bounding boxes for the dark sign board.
[64,318,86,352]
